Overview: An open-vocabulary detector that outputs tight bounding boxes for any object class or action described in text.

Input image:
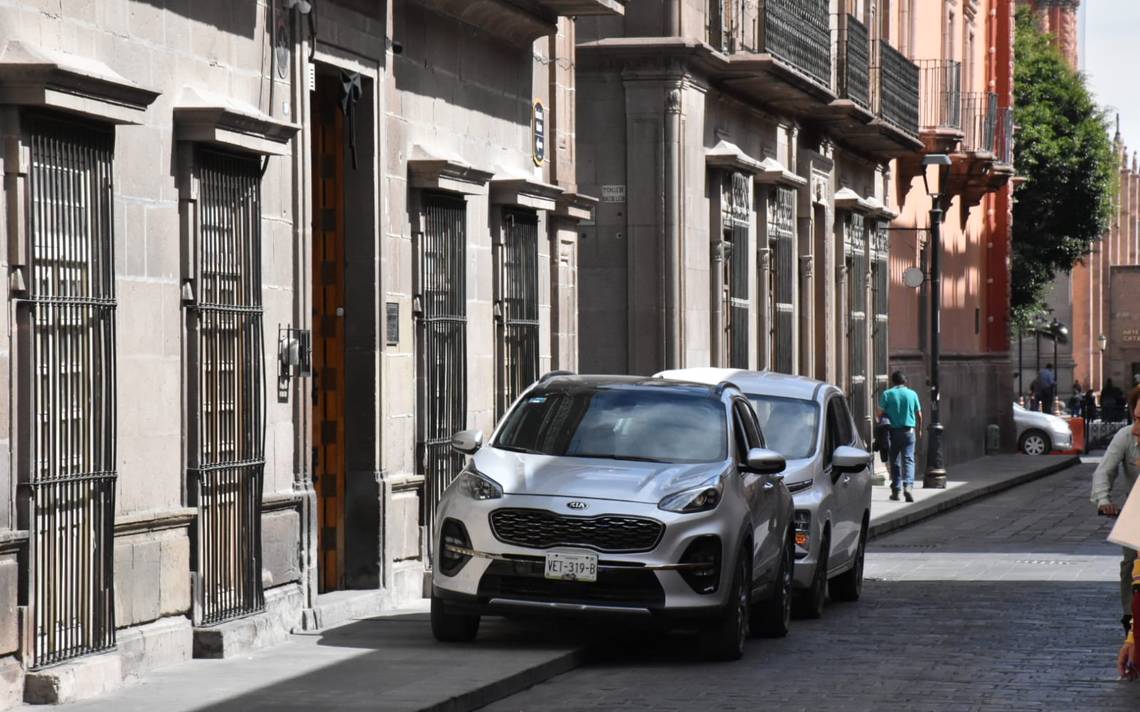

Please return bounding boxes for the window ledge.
[490,176,563,211]
[834,186,873,213]
[754,157,807,188]
[706,140,764,174]
[174,88,298,156]
[408,146,494,196]
[0,41,159,124]
[555,192,598,222]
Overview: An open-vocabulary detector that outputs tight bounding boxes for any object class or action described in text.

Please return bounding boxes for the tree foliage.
[1012,6,1116,325]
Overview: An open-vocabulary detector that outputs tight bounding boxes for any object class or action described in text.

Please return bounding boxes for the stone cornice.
[115,507,197,536]
[408,147,494,196]
[174,88,298,156]
[0,41,159,125]
[554,192,598,222]
[490,177,564,211]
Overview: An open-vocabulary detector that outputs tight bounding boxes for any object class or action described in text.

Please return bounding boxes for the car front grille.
[489,508,664,553]
[478,557,665,608]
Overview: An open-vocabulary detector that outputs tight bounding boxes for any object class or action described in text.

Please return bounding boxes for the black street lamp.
[921,154,952,489]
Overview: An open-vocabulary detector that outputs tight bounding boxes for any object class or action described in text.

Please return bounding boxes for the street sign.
[601,184,626,203]
[532,99,545,166]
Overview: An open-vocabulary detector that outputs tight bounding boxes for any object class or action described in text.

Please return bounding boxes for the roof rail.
[714,380,737,396]
[538,370,575,384]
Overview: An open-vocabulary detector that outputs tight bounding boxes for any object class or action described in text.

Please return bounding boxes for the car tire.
[700,547,750,661]
[430,594,480,642]
[752,529,794,638]
[830,519,867,603]
[793,529,828,620]
[1019,429,1051,456]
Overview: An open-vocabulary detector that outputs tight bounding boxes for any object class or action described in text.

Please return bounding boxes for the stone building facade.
[575,0,922,448]
[0,0,614,706]
[888,0,1017,466]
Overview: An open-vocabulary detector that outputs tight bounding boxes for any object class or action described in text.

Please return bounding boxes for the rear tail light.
[438,519,472,576]
[679,535,721,594]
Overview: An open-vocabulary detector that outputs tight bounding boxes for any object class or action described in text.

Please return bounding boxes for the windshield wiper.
[495,444,544,455]
[572,453,669,463]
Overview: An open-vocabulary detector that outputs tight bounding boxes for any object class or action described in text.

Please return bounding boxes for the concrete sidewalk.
[868,453,1081,539]
[39,602,586,712]
[33,453,1081,712]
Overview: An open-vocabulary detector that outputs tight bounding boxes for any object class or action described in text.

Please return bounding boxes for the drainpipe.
[663,84,682,369]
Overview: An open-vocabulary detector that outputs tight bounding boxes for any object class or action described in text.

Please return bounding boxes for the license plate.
[544,551,598,582]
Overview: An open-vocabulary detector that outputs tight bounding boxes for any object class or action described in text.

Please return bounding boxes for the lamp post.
[921,154,951,489]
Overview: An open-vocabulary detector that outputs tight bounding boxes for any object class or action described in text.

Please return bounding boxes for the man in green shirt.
[878,371,923,502]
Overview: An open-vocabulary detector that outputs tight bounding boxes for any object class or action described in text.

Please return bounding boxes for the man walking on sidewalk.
[1092,386,1140,634]
[879,371,923,502]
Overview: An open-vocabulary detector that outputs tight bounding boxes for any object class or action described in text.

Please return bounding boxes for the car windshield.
[494,387,727,463]
[748,395,820,460]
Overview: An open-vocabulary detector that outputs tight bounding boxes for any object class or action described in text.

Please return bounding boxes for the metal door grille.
[872,224,890,395]
[23,116,117,669]
[497,210,539,419]
[846,214,868,440]
[769,186,796,374]
[724,172,750,369]
[188,149,265,625]
[417,194,467,561]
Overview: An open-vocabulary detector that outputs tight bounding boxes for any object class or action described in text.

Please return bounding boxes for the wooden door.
[311,78,346,592]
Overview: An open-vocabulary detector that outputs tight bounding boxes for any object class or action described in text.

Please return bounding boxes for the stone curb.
[868,455,1081,541]
[416,647,588,712]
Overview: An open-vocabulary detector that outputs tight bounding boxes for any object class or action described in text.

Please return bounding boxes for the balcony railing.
[746,0,833,89]
[961,92,998,154]
[918,60,961,131]
[872,40,920,134]
[994,105,1014,165]
[837,15,871,109]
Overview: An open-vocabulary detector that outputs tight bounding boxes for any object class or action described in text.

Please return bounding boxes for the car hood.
[1014,407,1069,430]
[473,448,729,504]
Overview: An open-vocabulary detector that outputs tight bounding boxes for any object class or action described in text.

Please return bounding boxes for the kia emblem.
[566,501,588,510]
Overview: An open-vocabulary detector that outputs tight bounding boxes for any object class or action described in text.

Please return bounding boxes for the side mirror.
[746,447,786,476]
[833,445,871,474]
[451,429,484,455]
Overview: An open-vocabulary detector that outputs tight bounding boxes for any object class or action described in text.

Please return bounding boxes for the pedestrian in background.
[1103,379,1126,421]
[1070,380,1085,417]
[1092,386,1140,634]
[878,371,922,503]
[1036,363,1056,413]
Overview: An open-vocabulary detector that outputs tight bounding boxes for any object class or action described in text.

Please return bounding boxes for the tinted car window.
[748,395,820,459]
[495,387,727,463]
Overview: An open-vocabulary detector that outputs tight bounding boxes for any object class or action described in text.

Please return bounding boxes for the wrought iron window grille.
[186,148,266,626]
[19,113,118,669]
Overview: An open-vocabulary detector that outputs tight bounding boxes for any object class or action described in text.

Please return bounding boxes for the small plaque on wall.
[386,302,399,346]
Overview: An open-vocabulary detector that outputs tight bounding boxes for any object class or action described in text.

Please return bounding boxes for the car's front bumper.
[431,492,745,618]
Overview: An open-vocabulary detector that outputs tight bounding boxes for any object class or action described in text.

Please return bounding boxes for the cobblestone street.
[483,461,1140,712]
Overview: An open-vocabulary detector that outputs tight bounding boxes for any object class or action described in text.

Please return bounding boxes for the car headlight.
[658,474,723,513]
[457,465,503,501]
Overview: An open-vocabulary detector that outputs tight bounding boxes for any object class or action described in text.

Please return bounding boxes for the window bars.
[846,214,868,443]
[22,115,117,669]
[187,149,266,626]
[917,60,962,131]
[417,193,468,563]
[723,172,751,369]
[872,224,890,402]
[497,210,540,420]
[769,186,796,375]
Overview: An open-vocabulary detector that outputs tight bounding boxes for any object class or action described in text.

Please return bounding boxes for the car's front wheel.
[752,529,793,637]
[793,529,829,619]
[700,548,750,661]
[1019,429,1051,456]
[830,518,867,602]
[430,594,480,642]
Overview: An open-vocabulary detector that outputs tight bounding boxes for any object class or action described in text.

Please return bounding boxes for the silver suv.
[430,374,795,660]
[658,369,873,619]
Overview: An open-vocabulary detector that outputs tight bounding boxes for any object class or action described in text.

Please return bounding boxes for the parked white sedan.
[657,369,872,619]
[1013,403,1073,455]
